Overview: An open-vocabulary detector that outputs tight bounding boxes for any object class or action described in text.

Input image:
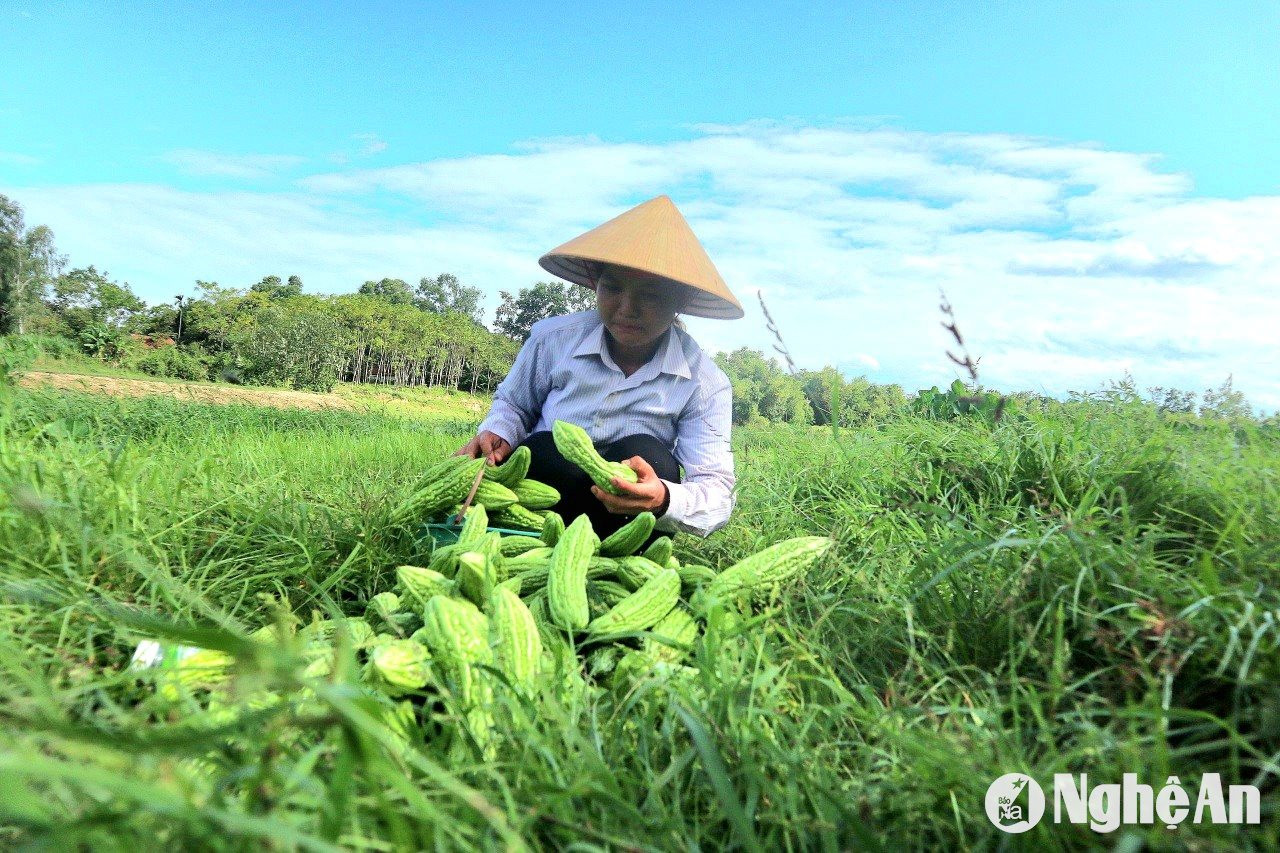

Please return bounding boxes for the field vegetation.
[3,191,1278,848]
[1,372,1276,850]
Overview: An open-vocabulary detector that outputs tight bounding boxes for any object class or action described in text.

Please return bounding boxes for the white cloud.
[0,151,39,167]
[9,121,1280,412]
[353,133,388,156]
[162,149,305,179]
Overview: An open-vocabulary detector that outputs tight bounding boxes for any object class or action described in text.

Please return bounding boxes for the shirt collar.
[656,326,692,379]
[571,321,608,360]
[571,318,692,380]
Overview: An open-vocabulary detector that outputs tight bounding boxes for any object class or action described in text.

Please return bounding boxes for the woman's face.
[595,270,685,351]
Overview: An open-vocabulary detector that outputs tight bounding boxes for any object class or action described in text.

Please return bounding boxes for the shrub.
[0,335,36,384]
[76,323,125,360]
[17,333,82,360]
[133,345,211,381]
[230,302,349,392]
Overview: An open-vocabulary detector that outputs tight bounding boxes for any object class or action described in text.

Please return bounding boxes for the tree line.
[4,193,1266,423]
[712,347,911,426]
[0,194,597,392]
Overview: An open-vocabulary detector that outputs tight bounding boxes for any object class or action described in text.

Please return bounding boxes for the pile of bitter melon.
[146,421,834,754]
[388,420,644,532]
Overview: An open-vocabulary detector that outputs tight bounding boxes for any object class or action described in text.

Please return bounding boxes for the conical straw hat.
[538,195,743,320]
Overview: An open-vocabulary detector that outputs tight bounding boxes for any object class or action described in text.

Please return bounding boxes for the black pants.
[522,431,680,544]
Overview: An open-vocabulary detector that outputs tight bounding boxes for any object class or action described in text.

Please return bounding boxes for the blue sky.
[3,1,1279,408]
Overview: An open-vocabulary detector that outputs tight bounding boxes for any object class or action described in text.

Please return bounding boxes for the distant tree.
[493,281,595,342]
[230,297,350,392]
[1147,385,1197,415]
[181,280,252,351]
[358,277,415,305]
[797,368,907,426]
[0,195,63,334]
[1200,375,1252,420]
[50,266,145,332]
[798,366,844,426]
[416,272,483,323]
[250,274,303,300]
[128,302,180,338]
[17,225,65,333]
[714,347,811,425]
[0,194,23,334]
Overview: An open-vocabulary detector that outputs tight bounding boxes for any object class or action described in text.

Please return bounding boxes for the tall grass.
[1,386,1277,849]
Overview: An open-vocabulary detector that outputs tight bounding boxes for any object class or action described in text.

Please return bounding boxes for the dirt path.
[20,371,356,412]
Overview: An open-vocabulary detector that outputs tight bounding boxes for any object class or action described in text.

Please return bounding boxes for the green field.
[1,381,1277,850]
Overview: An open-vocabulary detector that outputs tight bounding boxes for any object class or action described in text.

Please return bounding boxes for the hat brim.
[538,253,746,320]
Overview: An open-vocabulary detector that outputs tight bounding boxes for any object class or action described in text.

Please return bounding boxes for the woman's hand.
[591,456,670,516]
[455,431,512,465]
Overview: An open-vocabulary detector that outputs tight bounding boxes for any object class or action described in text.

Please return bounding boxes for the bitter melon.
[587,567,680,636]
[396,565,452,607]
[484,444,530,486]
[367,639,432,695]
[489,586,542,688]
[613,555,664,591]
[499,535,546,557]
[547,514,599,630]
[540,511,565,546]
[705,536,834,598]
[641,535,673,566]
[510,478,561,510]
[473,479,519,510]
[599,512,656,557]
[454,551,496,606]
[456,504,488,547]
[644,605,699,663]
[418,595,492,705]
[677,564,718,590]
[551,420,638,495]
[391,457,485,524]
[492,503,546,531]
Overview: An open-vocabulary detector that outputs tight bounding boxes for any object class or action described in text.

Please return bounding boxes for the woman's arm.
[656,373,736,537]
[466,330,551,453]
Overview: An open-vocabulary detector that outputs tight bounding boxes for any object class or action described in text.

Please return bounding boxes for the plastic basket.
[419,516,541,548]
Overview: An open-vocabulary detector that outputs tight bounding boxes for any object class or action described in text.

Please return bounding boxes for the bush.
[230,303,349,392]
[133,345,211,381]
[76,323,125,360]
[0,335,37,384]
[15,333,82,361]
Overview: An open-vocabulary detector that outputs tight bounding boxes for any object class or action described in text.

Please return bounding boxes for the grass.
[28,356,203,384]
[1,383,1277,850]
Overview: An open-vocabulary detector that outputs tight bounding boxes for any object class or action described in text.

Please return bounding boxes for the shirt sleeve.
[477,330,550,448]
[655,373,736,537]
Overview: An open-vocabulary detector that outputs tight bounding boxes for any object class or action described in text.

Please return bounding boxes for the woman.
[457,195,742,540]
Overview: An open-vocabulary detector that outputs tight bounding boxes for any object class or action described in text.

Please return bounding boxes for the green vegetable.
[599,512,656,557]
[510,478,560,509]
[551,420,638,495]
[368,639,432,695]
[547,514,599,630]
[705,536,835,598]
[588,567,680,636]
[391,457,485,524]
[484,444,530,486]
[489,586,543,688]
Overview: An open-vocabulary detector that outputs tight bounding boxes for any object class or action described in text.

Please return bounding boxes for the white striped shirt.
[478,310,736,537]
